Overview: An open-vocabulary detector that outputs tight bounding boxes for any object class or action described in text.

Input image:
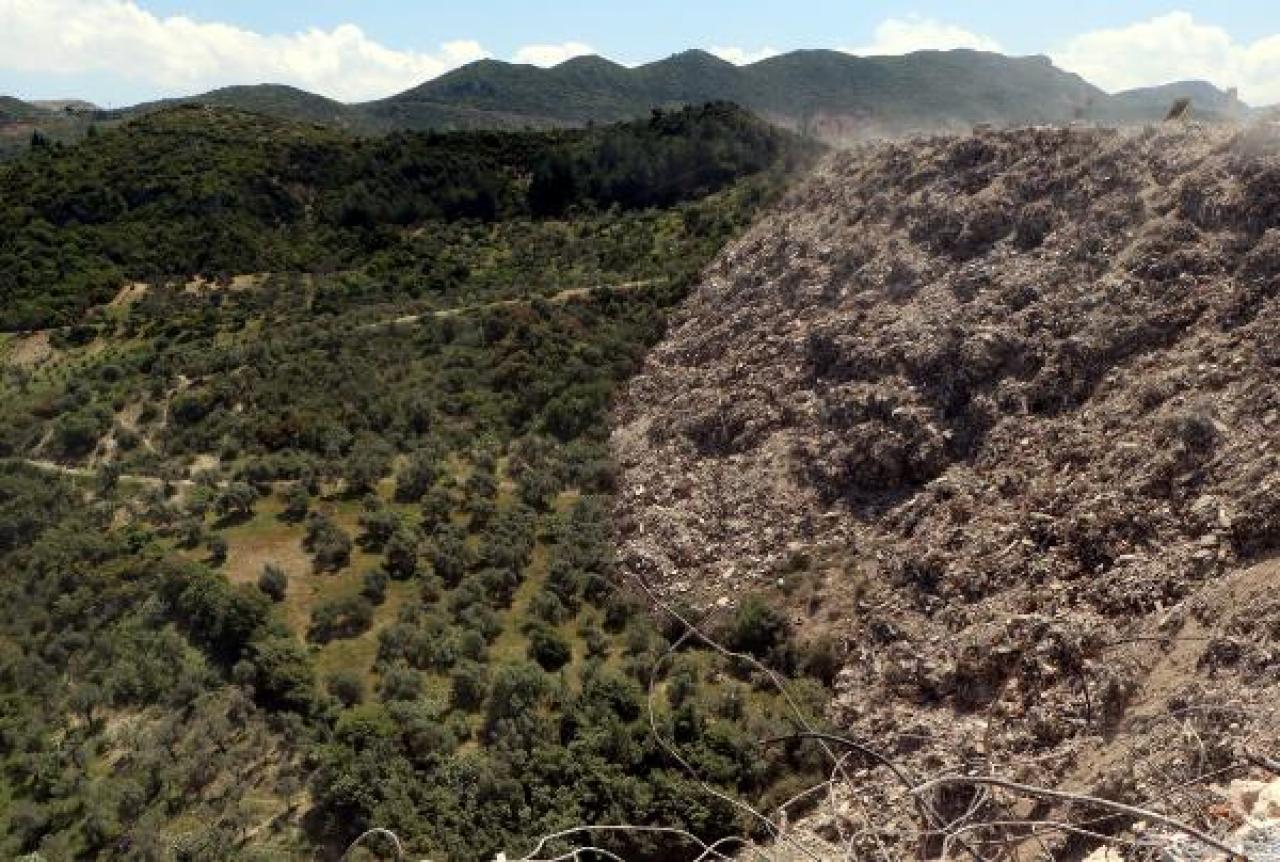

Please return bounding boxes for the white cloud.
[511,41,596,67]
[708,46,780,66]
[1051,11,1280,104]
[841,15,1001,57]
[0,0,489,101]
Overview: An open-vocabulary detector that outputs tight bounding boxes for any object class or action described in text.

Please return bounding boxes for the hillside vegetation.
[0,96,44,122]
[0,101,809,331]
[0,103,835,860]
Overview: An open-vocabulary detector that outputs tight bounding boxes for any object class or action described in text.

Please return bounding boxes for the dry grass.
[6,330,54,369]
[218,491,413,690]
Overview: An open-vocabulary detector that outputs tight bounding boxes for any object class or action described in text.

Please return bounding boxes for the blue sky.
[121,1,1280,60]
[3,1,1280,105]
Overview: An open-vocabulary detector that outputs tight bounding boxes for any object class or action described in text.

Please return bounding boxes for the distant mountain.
[371,49,1254,139]
[29,99,99,113]
[1105,81,1249,123]
[371,52,746,130]
[5,49,1259,151]
[122,84,370,130]
[0,96,46,122]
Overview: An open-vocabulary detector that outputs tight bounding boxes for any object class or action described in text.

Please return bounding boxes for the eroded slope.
[613,123,1280,850]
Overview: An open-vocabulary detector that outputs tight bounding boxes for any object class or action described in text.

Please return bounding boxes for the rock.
[1083,849,1127,862]
[1228,779,1269,818]
[1257,782,1280,820]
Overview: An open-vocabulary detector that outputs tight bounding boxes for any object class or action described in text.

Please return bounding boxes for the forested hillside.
[0,103,833,860]
[0,101,805,331]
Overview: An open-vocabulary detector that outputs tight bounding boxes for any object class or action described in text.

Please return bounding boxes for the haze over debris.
[614,122,1280,857]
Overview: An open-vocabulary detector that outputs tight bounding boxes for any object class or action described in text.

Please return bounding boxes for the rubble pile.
[612,123,1280,853]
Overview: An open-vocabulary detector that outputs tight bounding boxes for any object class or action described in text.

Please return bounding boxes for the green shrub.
[207,535,229,567]
[361,569,389,605]
[430,526,473,587]
[378,664,424,702]
[308,596,375,644]
[215,482,258,519]
[257,563,288,602]
[304,513,353,572]
[358,508,400,551]
[526,623,571,671]
[384,528,420,580]
[327,669,366,708]
[283,483,310,521]
[450,661,490,711]
[723,596,790,659]
[395,449,440,503]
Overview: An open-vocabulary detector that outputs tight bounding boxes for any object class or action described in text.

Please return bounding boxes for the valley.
[1,39,1278,862]
[0,102,839,860]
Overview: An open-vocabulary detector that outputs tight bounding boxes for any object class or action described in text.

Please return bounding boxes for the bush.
[799,635,842,685]
[478,566,520,607]
[420,574,445,604]
[604,592,642,633]
[467,496,497,529]
[456,604,503,642]
[464,468,498,501]
[457,629,488,662]
[395,449,440,503]
[308,596,375,644]
[246,636,315,712]
[358,508,400,551]
[52,411,107,459]
[384,528,420,580]
[258,563,288,602]
[1160,409,1219,459]
[327,669,366,708]
[450,661,490,711]
[208,535,229,566]
[518,469,560,511]
[430,526,473,587]
[345,446,390,495]
[283,483,310,521]
[421,487,454,532]
[526,624,572,671]
[529,590,570,625]
[361,569,389,604]
[215,482,258,519]
[304,513,353,572]
[379,664,424,702]
[580,621,610,659]
[722,596,793,668]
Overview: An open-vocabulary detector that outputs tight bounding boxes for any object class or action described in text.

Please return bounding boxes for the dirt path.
[6,457,209,491]
[359,278,664,332]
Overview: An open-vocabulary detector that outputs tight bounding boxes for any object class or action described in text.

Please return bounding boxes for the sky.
[2,1,1280,107]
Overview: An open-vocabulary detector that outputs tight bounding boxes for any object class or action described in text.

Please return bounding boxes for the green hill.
[123,84,373,131]
[8,49,1253,153]
[373,48,1231,137]
[0,96,825,860]
[1104,80,1250,123]
[0,101,814,330]
[0,96,46,122]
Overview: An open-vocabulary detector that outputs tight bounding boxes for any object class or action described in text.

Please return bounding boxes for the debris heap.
[613,123,1280,856]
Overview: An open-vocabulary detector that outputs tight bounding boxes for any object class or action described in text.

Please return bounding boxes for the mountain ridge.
[2,48,1257,150]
